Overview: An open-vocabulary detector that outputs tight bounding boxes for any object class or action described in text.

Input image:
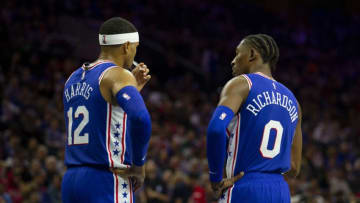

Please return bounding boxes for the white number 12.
[67,106,89,145]
[260,120,283,158]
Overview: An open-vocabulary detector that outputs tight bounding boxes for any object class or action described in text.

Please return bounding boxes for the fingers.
[221,172,245,191]
[132,177,143,192]
[232,171,245,182]
[144,75,151,81]
[111,168,132,177]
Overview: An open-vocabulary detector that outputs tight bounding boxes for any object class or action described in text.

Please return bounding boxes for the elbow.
[207,125,224,138]
[295,164,301,177]
[129,110,152,133]
[290,161,301,178]
[138,111,152,131]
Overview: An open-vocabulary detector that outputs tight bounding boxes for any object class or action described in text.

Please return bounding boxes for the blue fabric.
[116,86,151,166]
[232,73,299,176]
[62,166,115,203]
[64,61,123,167]
[226,173,290,203]
[207,105,234,182]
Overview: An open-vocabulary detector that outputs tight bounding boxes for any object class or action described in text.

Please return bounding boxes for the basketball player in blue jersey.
[206,34,302,202]
[62,17,152,203]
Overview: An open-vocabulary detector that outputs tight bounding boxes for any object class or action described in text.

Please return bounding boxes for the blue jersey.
[225,72,299,179]
[63,60,132,169]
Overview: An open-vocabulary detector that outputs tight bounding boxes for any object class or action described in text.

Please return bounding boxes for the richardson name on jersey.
[64,82,93,102]
[246,90,298,122]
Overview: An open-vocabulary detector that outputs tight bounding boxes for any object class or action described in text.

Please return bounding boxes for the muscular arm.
[207,76,249,183]
[286,102,302,178]
[218,76,250,112]
[101,68,151,166]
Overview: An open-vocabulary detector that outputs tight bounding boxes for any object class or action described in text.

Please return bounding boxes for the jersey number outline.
[67,106,89,145]
[260,120,283,158]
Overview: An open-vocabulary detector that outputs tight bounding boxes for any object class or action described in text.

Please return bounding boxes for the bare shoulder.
[102,67,136,84]
[101,67,136,87]
[221,75,250,97]
[218,75,250,112]
[100,67,137,96]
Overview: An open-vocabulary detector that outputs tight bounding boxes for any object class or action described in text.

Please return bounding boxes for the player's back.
[63,60,132,169]
[225,72,299,178]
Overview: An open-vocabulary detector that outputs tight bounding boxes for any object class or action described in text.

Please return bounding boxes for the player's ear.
[123,41,130,54]
[249,48,256,62]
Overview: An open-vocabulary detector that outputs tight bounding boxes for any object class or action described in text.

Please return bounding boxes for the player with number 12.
[62,17,152,203]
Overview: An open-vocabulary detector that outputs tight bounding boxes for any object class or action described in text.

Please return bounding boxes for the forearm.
[207,106,234,182]
[129,112,151,166]
[116,86,151,166]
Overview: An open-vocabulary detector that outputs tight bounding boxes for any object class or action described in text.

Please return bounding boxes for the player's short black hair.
[243,34,279,72]
[99,17,137,35]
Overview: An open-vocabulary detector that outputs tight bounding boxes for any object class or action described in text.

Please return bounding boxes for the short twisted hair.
[243,34,279,72]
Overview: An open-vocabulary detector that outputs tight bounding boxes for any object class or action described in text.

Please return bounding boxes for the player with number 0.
[206,34,302,203]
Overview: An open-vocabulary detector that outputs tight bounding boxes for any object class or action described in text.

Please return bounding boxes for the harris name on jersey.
[64,82,93,102]
[246,90,298,123]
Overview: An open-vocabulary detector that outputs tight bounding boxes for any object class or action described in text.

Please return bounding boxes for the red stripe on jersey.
[226,186,232,203]
[129,177,133,203]
[242,74,252,90]
[83,60,113,71]
[231,115,240,175]
[120,113,127,163]
[115,175,119,203]
[107,104,114,167]
[226,128,231,137]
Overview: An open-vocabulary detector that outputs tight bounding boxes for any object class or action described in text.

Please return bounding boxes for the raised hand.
[131,62,151,91]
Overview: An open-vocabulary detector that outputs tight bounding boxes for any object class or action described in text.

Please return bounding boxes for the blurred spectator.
[144,160,169,203]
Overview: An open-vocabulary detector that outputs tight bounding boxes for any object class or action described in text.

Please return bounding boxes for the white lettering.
[276,92,281,105]
[291,112,298,123]
[65,89,70,102]
[271,91,277,104]
[80,83,86,96]
[257,95,265,108]
[252,99,262,109]
[246,104,259,116]
[287,100,293,111]
[75,83,81,96]
[246,91,298,122]
[71,85,75,97]
[282,95,288,108]
[85,87,93,100]
[263,91,271,105]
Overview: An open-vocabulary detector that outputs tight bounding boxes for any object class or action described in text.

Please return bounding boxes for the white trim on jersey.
[82,60,113,71]
[98,65,118,85]
[226,114,241,178]
[65,60,114,86]
[106,103,114,167]
[255,72,276,81]
[64,70,77,86]
[241,74,252,90]
[113,175,133,203]
[107,105,129,168]
[219,185,235,203]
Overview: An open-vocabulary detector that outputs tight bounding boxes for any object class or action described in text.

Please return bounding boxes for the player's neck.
[250,65,273,79]
[98,54,126,68]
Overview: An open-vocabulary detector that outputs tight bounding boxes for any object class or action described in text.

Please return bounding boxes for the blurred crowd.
[1,0,360,203]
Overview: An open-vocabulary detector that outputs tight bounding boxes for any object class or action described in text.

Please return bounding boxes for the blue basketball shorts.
[62,166,134,203]
[219,172,290,203]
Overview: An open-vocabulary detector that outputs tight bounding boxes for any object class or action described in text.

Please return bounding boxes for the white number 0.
[260,120,283,158]
[67,106,89,145]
